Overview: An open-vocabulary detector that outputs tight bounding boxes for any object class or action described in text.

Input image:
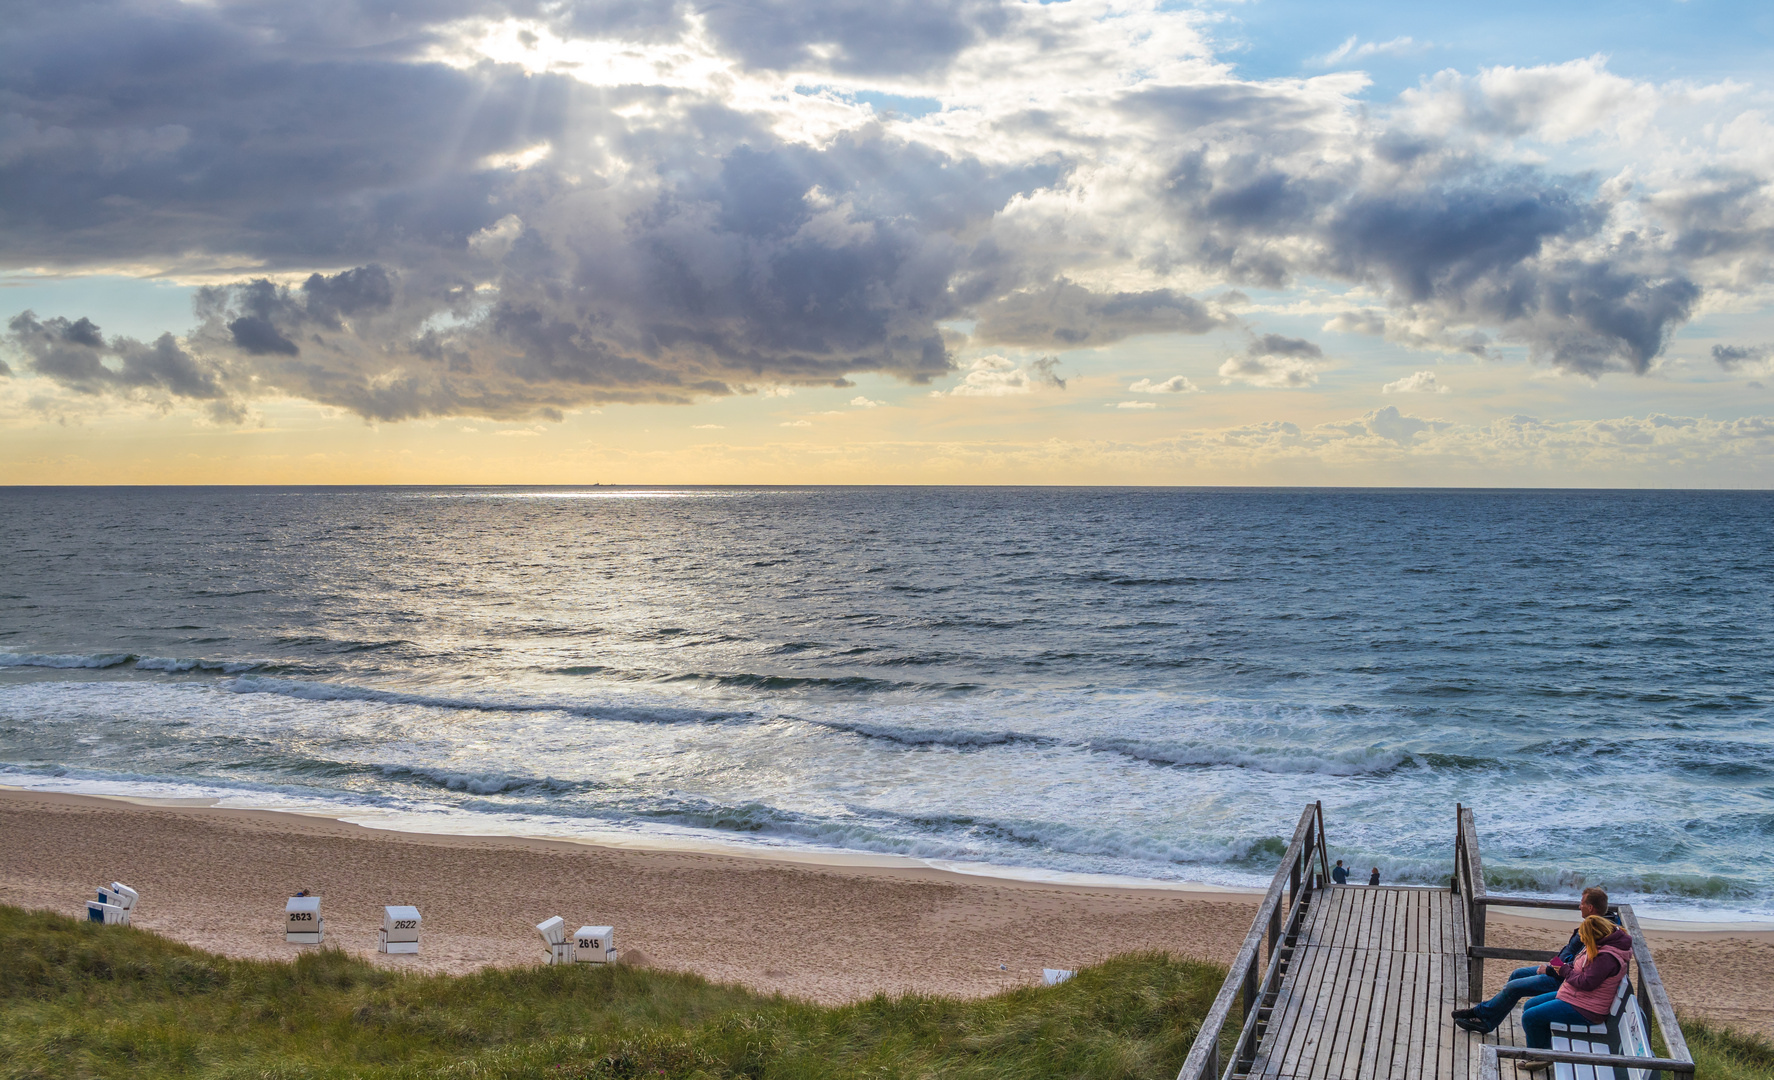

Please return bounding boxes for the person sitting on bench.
[1513,913,1634,1072]
[1451,886,1609,1034]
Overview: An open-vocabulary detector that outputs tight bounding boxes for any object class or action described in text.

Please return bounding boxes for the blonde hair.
[1578,914,1615,962]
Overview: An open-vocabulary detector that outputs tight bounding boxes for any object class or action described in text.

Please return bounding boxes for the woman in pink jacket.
[1516,914,1633,1072]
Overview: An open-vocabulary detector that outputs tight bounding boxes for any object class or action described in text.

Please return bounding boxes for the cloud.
[1113,400,1157,409]
[1218,334,1324,388]
[779,419,812,427]
[941,354,1066,396]
[1382,370,1451,394]
[1713,344,1773,374]
[850,395,883,407]
[0,1,1762,424]
[1128,375,1201,394]
[4,309,240,420]
[691,424,725,429]
[1319,36,1429,67]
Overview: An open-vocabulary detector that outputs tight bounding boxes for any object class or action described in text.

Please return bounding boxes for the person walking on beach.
[1367,867,1380,886]
[1451,887,1611,1035]
[1512,914,1634,1072]
[1332,860,1349,885]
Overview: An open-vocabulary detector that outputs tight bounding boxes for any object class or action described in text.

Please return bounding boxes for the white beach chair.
[1042,968,1075,986]
[86,898,128,925]
[285,895,324,944]
[378,905,421,954]
[88,881,137,926]
[573,925,616,964]
[537,916,572,965]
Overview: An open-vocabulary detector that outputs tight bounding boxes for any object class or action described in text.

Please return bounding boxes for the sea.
[2,486,1771,922]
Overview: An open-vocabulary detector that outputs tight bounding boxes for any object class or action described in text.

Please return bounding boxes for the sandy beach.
[4,788,1771,1039]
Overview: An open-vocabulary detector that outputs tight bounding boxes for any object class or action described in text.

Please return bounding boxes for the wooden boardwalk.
[1236,885,1522,1080]
[1174,804,1693,1080]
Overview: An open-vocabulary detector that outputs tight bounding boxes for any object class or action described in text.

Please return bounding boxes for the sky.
[3,0,1774,486]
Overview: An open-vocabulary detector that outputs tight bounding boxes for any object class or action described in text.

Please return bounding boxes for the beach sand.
[4,788,1771,1038]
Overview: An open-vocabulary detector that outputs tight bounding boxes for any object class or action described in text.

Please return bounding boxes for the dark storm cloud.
[0,0,1761,420]
[973,281,1229,348]
[5,310,234,413]
[1713,344,1771,369]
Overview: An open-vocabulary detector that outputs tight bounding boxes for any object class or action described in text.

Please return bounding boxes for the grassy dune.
[2,905,1768,1079]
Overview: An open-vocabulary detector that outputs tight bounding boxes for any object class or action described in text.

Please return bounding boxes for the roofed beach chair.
[379,905,421,954]
[537,916,572,965]
[285,895,324,943]
[88,881,138,925]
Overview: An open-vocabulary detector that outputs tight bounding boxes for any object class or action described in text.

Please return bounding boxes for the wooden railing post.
[1459,806,1487,1004]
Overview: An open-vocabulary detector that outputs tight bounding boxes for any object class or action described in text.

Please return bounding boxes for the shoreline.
[5,787,1772,1037]
[8,781,1768,931]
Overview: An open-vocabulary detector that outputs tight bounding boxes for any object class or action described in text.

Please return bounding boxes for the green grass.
[3,904,1768,1079]
[0,906,1226,1079]
[1685,1018,1774,1080]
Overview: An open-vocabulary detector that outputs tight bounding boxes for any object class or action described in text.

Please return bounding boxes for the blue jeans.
[1470,966,1560,1033]
[1521,991,1595,1049]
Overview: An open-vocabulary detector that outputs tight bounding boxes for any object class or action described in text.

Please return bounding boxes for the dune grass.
[1683,1017,1774,1080]
[3,904,1768,1079]
[0,905,1227,1079]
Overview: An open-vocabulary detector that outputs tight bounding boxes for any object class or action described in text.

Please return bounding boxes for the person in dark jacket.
[1367,866,1380,886]
[1452,887,1610,1034]
[1332,860,1349,885]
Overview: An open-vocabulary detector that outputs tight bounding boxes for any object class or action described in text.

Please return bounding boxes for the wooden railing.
[1452,803,1488,1002]
[1456,807,1693,1078]
[1477,1043,1696,1078]
[1173,801,1331,1080]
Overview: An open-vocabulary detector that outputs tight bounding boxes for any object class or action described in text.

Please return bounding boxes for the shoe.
[1451,1008,1477,1020]
[1453,1017,1488,1033]
[1514,1058,1554,1073]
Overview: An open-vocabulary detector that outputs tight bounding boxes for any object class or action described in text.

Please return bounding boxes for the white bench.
[1549,969,1657,1080]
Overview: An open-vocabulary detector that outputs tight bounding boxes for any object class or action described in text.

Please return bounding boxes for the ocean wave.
[372,764,603,797]
[0,652,138,670]
[222,675,746,726]
[797,716,1058,749]
[1086,737,1414,776]
[135,656,279,675]
[0,652,137,669]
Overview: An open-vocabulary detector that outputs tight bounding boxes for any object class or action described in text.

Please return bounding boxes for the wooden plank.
[1324,937,1375,1079]
[1356,949,1397,1080]
[1436,893,1457,1080]
[1407,942,1431,1079]
[1423,921,1443,1080]
[1259,942,1327,1079]
[1334,899,1386,1079]
[1284,947,1345,1078]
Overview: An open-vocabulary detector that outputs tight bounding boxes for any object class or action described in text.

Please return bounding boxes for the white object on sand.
[537,916,572,965]
[89,882,138,925]
[574,925,616,964]
[285,895,324,944]
[87,899,129,925]
[378,904,421,954]
[1043,968,1075,986]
